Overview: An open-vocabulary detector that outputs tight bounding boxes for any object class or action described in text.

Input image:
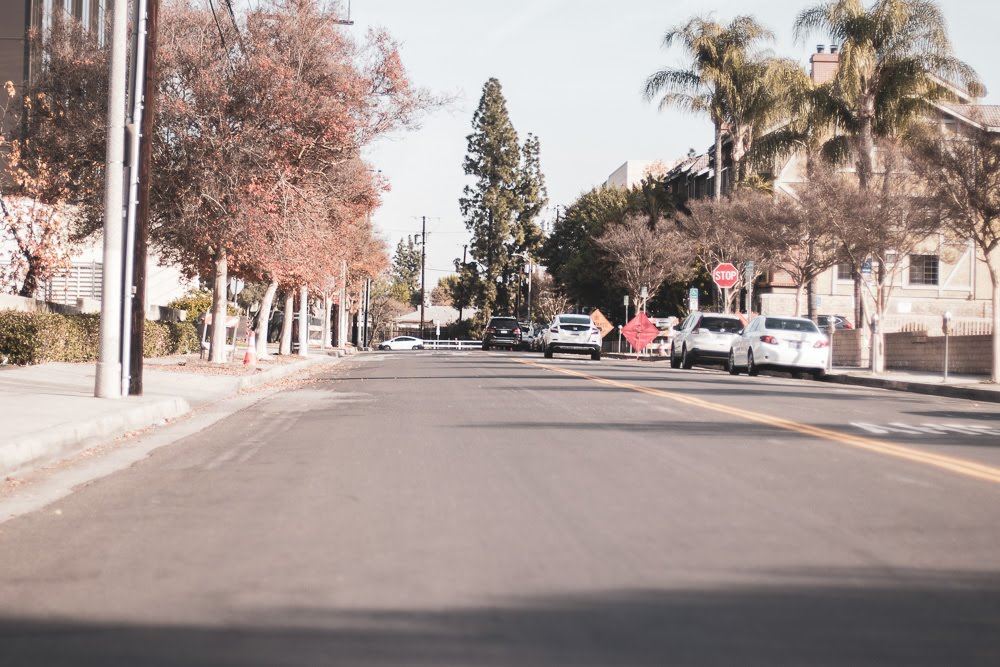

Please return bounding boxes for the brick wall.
[885,331,993,374]
[831,329,867,367]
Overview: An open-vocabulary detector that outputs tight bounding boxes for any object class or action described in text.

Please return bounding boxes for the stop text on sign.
[713,263,739,289]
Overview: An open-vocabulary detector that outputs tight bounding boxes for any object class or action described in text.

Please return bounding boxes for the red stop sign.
[713,262,739,289]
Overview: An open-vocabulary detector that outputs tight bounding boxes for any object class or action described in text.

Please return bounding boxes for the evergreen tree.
[459,78,524,323]
[390,236,422,308]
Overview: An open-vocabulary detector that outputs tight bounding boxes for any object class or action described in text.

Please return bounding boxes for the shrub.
[167,288,214,321]
[0,310,200,365]
[168,287,239,321]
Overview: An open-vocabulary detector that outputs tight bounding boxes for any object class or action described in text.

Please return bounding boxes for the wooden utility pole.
[129,0,159,395]
[419,216,427,336]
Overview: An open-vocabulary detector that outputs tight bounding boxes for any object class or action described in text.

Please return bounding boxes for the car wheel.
[482,343,490,351]
[415,345,424,350]
[681,346,694,369]
[544,346,553,359]
[590,349,601,361]
[670,344,680,369]
[747,349,759,377]
[728,350,740,375]
[811,369,826,380]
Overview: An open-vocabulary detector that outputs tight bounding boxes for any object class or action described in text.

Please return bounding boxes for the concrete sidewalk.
[824,368,999,403]
[0,350,349,476]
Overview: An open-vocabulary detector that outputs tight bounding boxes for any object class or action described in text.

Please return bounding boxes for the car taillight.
[760,335,779,345]
[814,339,830,348]
[513,328,520,335]
[843,321,854,329]
[486,327,495,333]
[550,327,558,333]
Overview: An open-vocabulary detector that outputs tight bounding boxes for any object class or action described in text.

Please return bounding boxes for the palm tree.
[644,15,773,200]
[723,56,810,187]
[794,0,981,190]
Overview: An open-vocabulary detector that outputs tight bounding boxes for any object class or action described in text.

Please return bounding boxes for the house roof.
[939,104,1000,132]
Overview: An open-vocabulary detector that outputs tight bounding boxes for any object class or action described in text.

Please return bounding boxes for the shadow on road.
[2,568,998,666]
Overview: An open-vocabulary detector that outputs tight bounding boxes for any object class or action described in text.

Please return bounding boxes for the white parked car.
[542,313,602,361]
[378,336,424,351]
[728,316,829,378]
[670,312,744,369]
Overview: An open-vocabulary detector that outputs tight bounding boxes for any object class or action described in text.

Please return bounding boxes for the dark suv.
[482,316,522,350]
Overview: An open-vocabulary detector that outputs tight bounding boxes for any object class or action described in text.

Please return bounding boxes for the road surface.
[1,351,999,665]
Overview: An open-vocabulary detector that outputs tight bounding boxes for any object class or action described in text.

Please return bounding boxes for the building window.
[835,263,853,281]
[908,255,939,286]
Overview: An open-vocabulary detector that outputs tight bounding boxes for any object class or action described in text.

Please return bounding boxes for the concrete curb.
[823,372,1000,404]
[605,353,671,362]
[3,354,345,477]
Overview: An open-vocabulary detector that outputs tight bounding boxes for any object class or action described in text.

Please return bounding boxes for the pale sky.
[356,0,999,287]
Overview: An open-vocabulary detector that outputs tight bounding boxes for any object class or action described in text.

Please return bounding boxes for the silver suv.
[542,313,602,361]
[670,312,743,369]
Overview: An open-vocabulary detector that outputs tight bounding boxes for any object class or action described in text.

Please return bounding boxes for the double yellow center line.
[517,358,1000,485]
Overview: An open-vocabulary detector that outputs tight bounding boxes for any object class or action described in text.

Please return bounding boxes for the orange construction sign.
[589,309,615,338]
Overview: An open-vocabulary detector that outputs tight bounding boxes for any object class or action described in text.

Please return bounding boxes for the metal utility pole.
[95,0,130,399]
[418,216,427,337]
[525,259,533,322]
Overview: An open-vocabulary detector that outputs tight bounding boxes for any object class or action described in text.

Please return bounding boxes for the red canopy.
[622,312,660,352]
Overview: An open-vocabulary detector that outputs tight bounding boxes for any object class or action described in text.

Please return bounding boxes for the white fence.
[420,339,483,351]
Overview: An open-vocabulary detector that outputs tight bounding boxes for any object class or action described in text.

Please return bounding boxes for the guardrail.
[420,339,483,350]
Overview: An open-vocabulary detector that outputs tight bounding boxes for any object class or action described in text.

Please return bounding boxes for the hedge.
[0,310,199,365]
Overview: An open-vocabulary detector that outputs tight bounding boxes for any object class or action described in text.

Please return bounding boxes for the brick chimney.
[810,44,840,85]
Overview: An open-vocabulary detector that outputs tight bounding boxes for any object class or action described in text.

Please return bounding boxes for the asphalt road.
[1,350,999,666]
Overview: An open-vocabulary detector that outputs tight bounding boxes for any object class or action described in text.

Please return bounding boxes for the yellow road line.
[517,359,1000,485]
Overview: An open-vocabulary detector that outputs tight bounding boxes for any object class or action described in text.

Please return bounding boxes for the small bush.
[0,310,200,365]
[167,288,214,321]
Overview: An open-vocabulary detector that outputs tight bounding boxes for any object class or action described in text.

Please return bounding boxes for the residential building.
[660,44,998,329]
[604,160,674,189]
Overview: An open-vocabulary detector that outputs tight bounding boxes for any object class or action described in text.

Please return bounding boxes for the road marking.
[517,359,1000,485]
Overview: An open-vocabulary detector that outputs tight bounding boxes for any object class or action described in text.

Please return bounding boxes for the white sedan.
[378,336,424,351]
[728,316,829,378]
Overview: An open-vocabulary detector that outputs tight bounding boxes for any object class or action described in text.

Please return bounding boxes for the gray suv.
[670,312,743,369]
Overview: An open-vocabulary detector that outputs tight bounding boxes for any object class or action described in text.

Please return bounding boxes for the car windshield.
[560,315,592,325]
[490,318,518,328]
[765,317,819,333]
[699,316,741,333]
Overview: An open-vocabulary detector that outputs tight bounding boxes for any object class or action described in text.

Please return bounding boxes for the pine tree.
[458,80,549,325]
[390,236,422,308]
[459,78,523,323]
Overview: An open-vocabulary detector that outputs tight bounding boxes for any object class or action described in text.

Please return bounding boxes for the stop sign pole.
[712,263,739,313]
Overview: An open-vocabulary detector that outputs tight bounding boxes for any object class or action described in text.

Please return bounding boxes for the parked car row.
[669,311,830,378]
[481,315,603,361]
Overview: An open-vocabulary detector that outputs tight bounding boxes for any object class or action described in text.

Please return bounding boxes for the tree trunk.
[255,279,278,359]
[322,293,332,349]
[857,114,875,191]
[18,257,39,298]
[297,284,309,357]
[806,278,816,319]
[988,253,1000,383]
[279,290,293,355]
[713,124,723,201]
[209,249,228,363]
[794,283,805,317]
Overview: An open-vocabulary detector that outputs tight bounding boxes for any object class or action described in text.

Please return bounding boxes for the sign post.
[712,263,739,313]
[744,261,755,316]
[688,287,699,312]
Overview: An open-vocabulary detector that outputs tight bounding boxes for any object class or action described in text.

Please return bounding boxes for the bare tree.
[532,272,573,324]
[765,175,844,316]
[819,147,938,372]
[596,215,694,309]
[679,192,775,312]
[911,122,1000,382]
